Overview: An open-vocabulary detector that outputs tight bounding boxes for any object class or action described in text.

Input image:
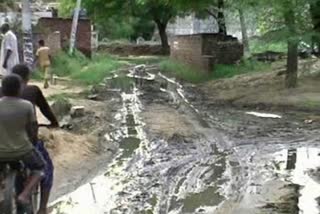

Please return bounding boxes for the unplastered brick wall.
[171,33,243,72]
[171,35,210,71]
[37,17,92,57]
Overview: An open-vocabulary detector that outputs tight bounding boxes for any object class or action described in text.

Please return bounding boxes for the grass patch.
[50,51,123,85]
[118,56,167,65]
[31,68,44,81]
[159,60,209,84]
[213,60,270,79]
[250,39,287,53]
[47,93,80,101]
[159,59,270,83]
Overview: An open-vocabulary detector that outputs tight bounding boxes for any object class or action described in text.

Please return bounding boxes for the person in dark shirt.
[0,64,59,214]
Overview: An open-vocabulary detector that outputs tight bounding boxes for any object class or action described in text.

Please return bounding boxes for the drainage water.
[50,68,320,214]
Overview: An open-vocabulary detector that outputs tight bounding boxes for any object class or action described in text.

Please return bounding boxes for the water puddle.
[51,81,146,213]
[246,111,282,118]
[276,147,320,214]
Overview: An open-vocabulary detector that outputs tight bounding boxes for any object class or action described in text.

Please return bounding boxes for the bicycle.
[0,124,54,214]
[0,161,40,214]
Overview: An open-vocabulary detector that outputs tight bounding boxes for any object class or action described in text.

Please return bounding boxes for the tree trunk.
[239,8,250,54]
[155,20,169,54]
[310,0,320,55]
[286,40,298,88]
[22,0,34,68]
[284,4,298,88]
[217,0,227,35]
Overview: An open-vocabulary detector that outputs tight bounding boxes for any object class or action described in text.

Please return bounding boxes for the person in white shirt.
[0,23,20,76]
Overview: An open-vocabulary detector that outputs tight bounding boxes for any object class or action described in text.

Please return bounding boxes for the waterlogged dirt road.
[51,65,320,214]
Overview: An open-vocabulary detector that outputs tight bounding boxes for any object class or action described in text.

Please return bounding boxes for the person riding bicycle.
[0,75,45,206]
[0,64,59,214]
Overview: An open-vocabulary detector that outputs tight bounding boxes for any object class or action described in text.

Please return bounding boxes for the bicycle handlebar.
[38,124,58,128]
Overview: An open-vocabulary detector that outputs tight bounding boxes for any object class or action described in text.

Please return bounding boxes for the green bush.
[71,58,122,85]
[159,60,209,84]
[51,51,88,77]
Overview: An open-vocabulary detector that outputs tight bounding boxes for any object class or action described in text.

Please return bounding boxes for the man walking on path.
[0,23,20,76]
[35,40,52,89]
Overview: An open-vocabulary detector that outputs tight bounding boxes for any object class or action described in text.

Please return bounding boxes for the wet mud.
[51,65,320,214]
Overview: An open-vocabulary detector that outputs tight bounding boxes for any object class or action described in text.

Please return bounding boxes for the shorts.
[40,65,52,81]
[34,141,54,191]
[21,149,46,177]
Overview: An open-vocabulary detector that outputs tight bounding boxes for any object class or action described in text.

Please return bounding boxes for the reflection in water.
[246,112,282,118]
[286,149,297,170]
[277,147,320,214]
[290,148,320,214]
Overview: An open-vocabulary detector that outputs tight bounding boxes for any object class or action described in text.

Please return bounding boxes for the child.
[0,74,45,207]
[36,40,52,89]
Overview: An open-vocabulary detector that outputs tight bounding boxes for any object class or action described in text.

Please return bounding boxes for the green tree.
[309,0,320,53]
[257,0,312,88]
[82,0,178,52]
[58,0,76,17]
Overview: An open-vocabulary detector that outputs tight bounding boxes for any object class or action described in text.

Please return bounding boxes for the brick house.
[171,33,244,72]
[36,17,92,57]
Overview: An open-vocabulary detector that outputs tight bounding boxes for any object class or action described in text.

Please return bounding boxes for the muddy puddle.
[50,65,320,214]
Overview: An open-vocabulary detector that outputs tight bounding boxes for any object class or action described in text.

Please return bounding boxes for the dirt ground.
[200,59,320,113]
[31,82,118,202]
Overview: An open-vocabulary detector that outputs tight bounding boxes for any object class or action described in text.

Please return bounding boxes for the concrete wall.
[37,17,92,57]
[171,33,244,72]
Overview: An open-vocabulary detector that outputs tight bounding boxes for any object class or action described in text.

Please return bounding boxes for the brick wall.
[171,35,210,72]
[47,31,61,55]
[171,33,243,72]
[37,17,92,57]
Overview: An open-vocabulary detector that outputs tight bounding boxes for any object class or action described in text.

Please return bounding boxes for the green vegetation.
[160,59,270,83]
[213,60,270,79]
[31,68,44,81]
[118,56,167,65]
[47,93,80,101]
[50,51,123,85]
[250,39,288,53]
[159,60,210,84]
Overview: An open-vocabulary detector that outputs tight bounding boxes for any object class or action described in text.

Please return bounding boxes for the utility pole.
[69,0,81,55]
[22,0,34,68]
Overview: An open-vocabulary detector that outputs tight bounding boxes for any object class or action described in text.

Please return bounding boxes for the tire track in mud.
[100,69,245,214]
[50,65,320,214]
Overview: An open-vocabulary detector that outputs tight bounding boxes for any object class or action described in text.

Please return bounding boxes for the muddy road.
[51,65,320,214]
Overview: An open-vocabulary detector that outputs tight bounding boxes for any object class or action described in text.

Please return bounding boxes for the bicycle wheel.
[3,171,17,214]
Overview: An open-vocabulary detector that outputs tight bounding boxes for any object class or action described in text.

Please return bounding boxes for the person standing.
[0,23,20,76]
[35,40,52,89]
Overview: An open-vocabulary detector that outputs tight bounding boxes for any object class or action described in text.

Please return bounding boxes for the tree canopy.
[80,0,178,51]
